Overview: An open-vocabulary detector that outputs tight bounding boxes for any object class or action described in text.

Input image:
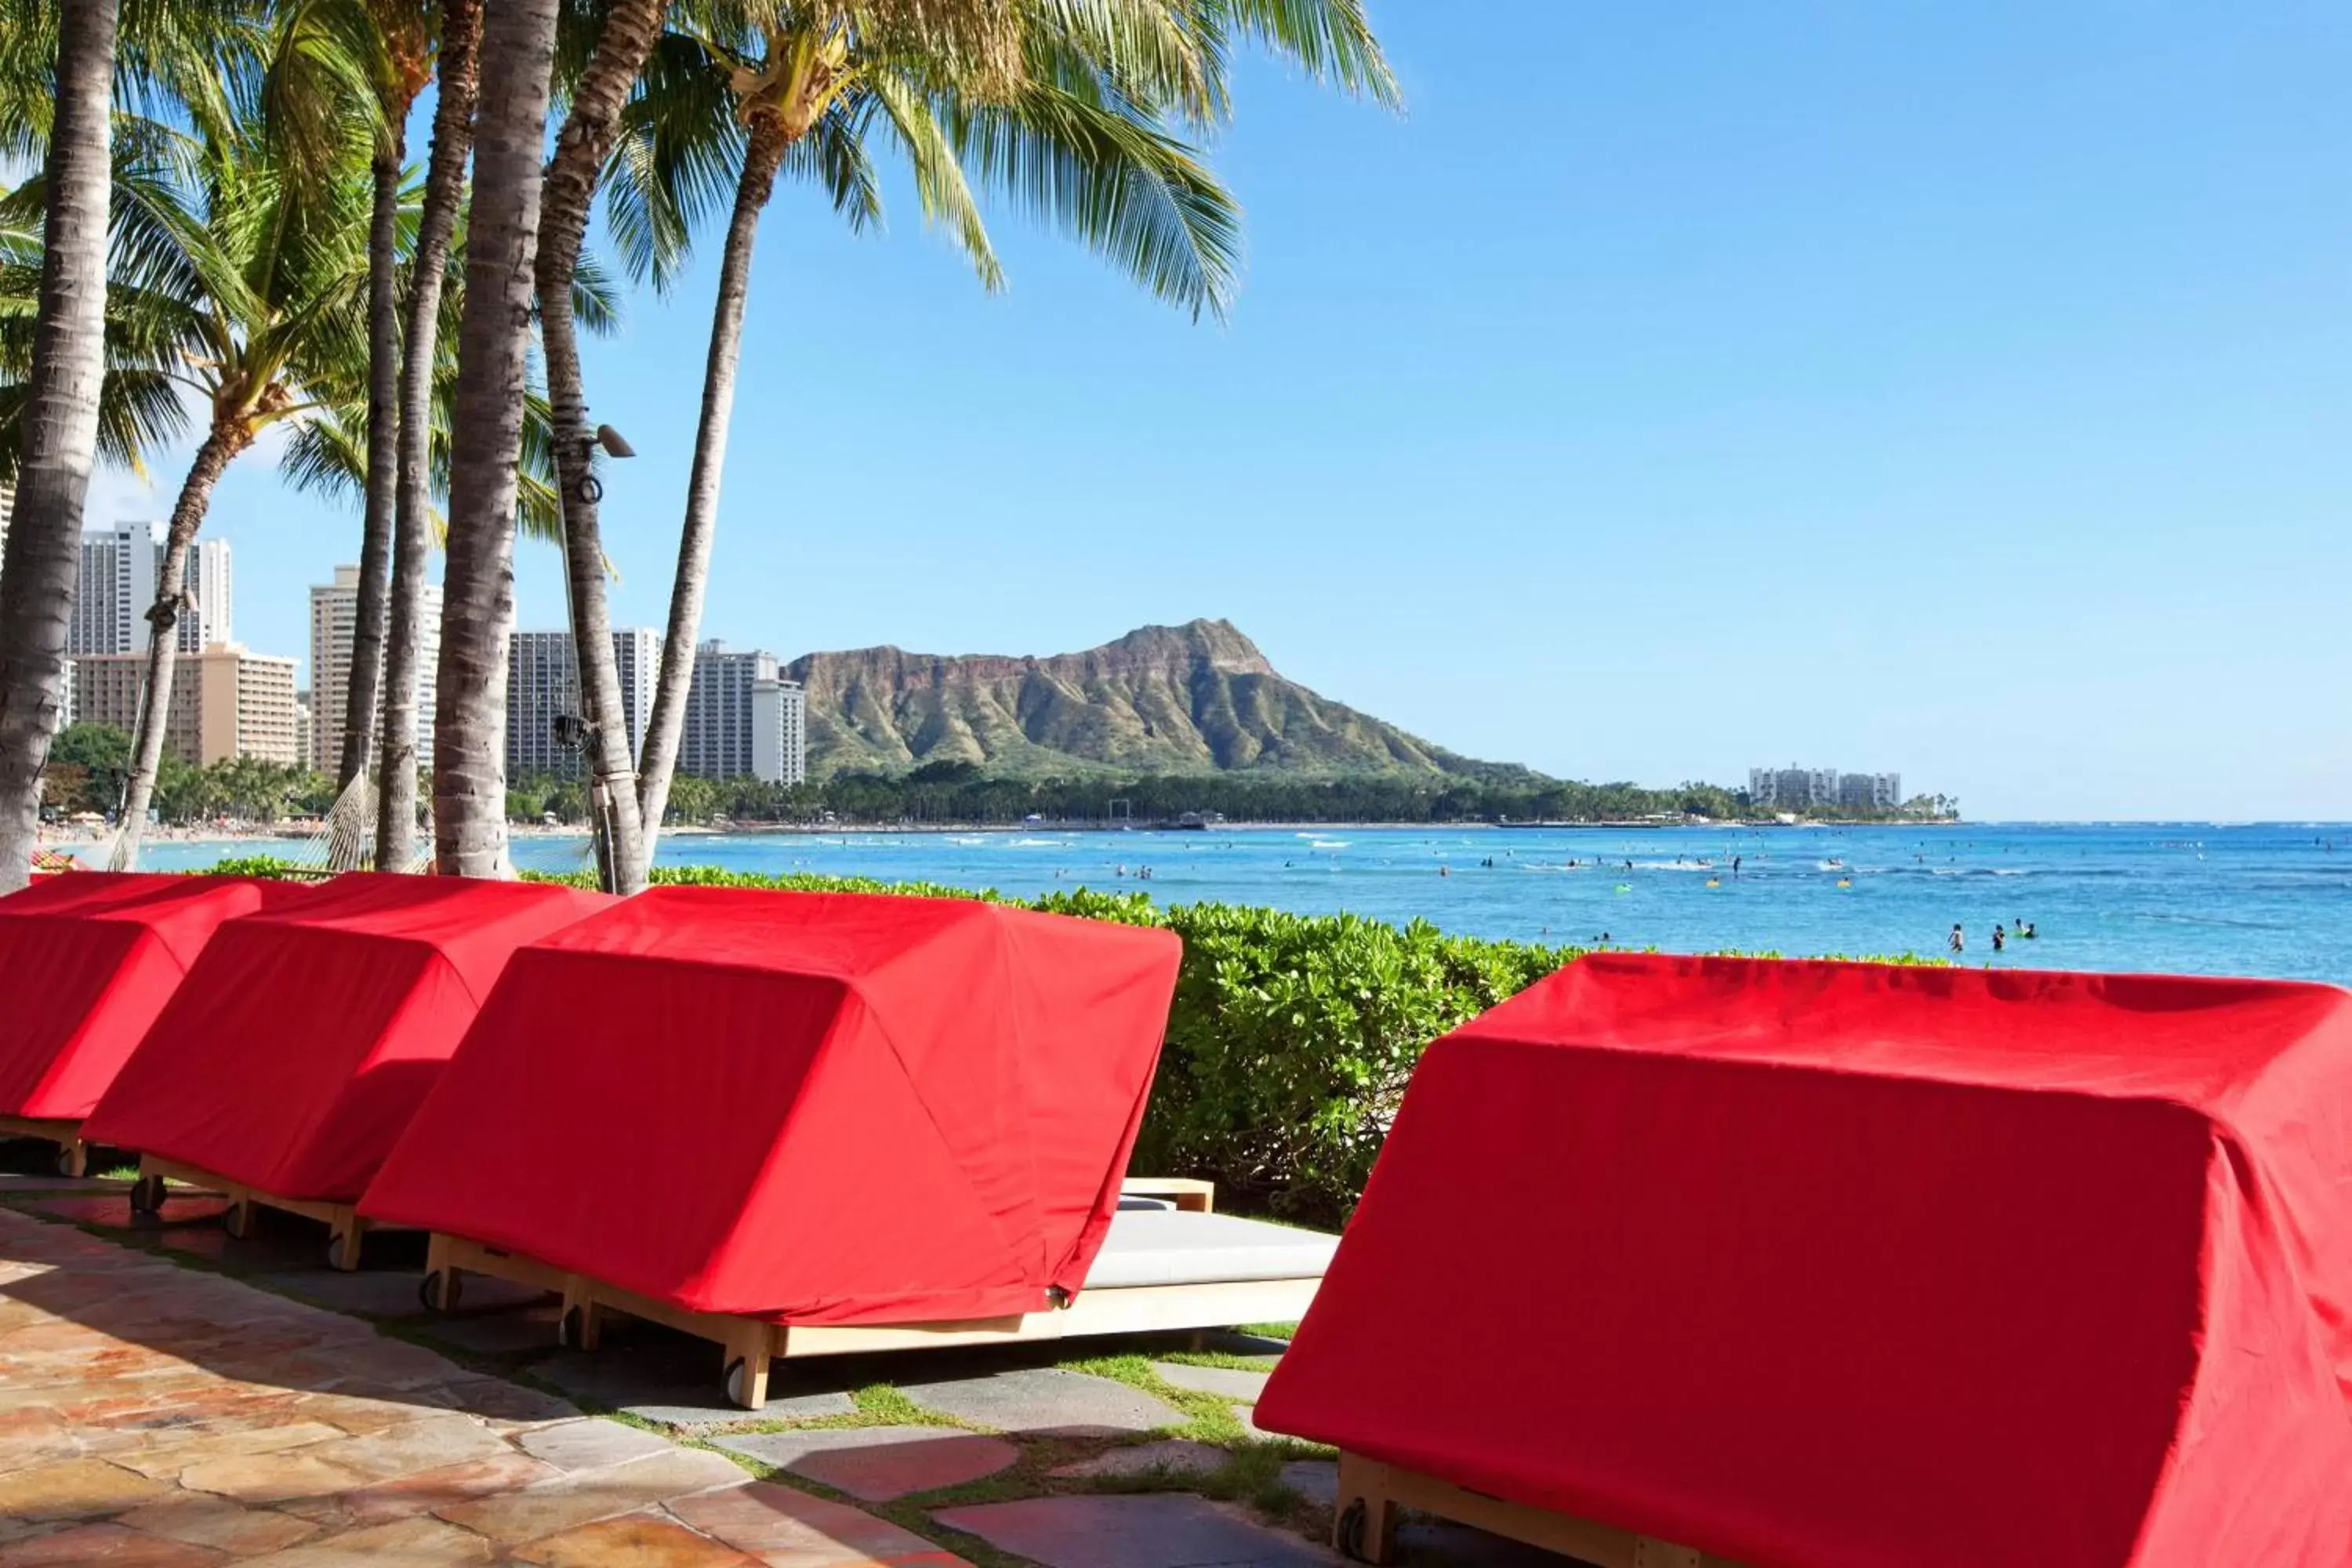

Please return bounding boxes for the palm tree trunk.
[433,0,562,878]
[379,0,481,872]
[114,426,249,868]
[533,0,665,893]
[632,116,793,884]
[337,138,407,794]
[0,0,119,893]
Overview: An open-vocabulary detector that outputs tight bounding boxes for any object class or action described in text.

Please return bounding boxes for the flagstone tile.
[508,1512,761,1567]
[898,1368,1180,1436]
[931,1494,1338,1568]
[114,1494,321,1555]
[1150,1363,1271,1402]
[113,1421,349,1480]
[303,1413,514,1482]
[292,1450,559,1528]
[517,1417,681,1473]
[239,1515,492,1566]
[0,1522,227,1566]
[0,1457,173,1522]
[434,1448,746,1544]
[666,1483,965,1567]
[177,1449,372,1508]
[711,1428,1018,1502]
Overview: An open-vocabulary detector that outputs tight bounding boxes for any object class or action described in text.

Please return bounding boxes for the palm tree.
[602,0,1396,888]
[261,0,426,799]
[530,0,674,891]
[0,1,125,893]
[433,0,564,878]
[65,111,381,866]
[379,0,481,871]
[0,0,261,891]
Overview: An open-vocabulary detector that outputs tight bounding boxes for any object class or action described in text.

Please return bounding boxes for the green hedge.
[187,855,1922,1227]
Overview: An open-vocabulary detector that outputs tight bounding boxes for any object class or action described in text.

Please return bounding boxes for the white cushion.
[1083,1208,1339,1289]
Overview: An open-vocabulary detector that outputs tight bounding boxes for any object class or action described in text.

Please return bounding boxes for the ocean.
[108,820,2352,984]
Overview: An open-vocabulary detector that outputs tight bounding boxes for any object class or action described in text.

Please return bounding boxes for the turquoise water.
[114,821,2352,982]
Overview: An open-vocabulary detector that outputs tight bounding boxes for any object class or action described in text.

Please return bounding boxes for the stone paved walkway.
[0,1170,1564,1567]
[0,1204,967,1566]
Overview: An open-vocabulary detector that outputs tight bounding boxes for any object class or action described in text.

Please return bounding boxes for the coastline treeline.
[512,758,1950,827]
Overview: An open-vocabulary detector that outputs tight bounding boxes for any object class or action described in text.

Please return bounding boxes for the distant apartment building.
[506,630,661,779]
[293,691,313,771]
[1750,765,1902,812]
[308,564,441,772]
[73,644,299,768]
[71,524,231,657]
[56,659,74,732]
[681,641,806,786]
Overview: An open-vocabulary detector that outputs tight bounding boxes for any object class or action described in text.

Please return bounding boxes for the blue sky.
[96,2,2352,819]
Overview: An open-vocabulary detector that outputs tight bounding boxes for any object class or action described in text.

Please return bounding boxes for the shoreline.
[38,816,1964,851]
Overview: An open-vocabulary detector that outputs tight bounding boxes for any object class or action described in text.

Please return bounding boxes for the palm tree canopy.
[0,0,265,170]
[600,0,1395,318]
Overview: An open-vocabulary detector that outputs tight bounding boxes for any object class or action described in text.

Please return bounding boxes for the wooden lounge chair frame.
[129,1154,414,1271]
[420,1178,1316,1410]
[0,1115,89,1178]
[1332,1452,1740,1567]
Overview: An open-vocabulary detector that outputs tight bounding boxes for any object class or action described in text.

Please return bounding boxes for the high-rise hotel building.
[308,564,441,772]
[72,523,231,657]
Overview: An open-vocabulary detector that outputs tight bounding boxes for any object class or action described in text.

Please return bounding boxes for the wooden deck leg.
[422,1234,463,1311]
[560,1279,604,1351]
[723,1323,771,1411]
[1334,1452,1399,1564]
[327,1211,365,1272]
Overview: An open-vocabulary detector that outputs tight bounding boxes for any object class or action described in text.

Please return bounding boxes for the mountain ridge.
[784,619,1531,781]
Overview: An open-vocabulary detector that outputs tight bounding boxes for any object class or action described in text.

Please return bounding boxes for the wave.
[1308,839,1350,850]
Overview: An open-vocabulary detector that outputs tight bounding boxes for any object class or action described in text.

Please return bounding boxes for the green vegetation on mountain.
[786,619,1533,782]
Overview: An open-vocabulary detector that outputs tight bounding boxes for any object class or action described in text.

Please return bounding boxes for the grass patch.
[1232,1322,1298,1340]
[1153,1347,1280,1374]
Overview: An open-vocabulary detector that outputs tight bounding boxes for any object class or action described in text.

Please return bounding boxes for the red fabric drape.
[361,887,1181,1327]
[1254,954,2352,1568]
[0,873,313,1120]
[84,874,612,1200]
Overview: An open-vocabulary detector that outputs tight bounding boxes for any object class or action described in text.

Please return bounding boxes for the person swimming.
[1949,924,1965,954]
[1992,924,2006,953]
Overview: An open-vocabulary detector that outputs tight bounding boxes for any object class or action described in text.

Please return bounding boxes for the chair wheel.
[724,1358,747,1408]
[128,1174,165,1217]
[54,1145,85,1179]
[421,1270,460,1312]
[559,1306,583,1348]
[1336,1500,1368,1561]
[223,1203,252,1240]
[327,1234,354,1271]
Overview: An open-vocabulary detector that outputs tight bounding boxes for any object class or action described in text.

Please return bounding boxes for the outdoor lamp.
[572,421,635,503]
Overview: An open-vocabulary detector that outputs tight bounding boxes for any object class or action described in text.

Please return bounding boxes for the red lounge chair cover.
[83,873,612,1201]
[0,873,311,1120]
[361,887,1183,1327]
[1254,954,2352,1568]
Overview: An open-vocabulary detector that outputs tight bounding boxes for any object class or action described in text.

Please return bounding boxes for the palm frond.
[942,39,1240,319]
[868,68,1004,289]
[1195,0,1400,111]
